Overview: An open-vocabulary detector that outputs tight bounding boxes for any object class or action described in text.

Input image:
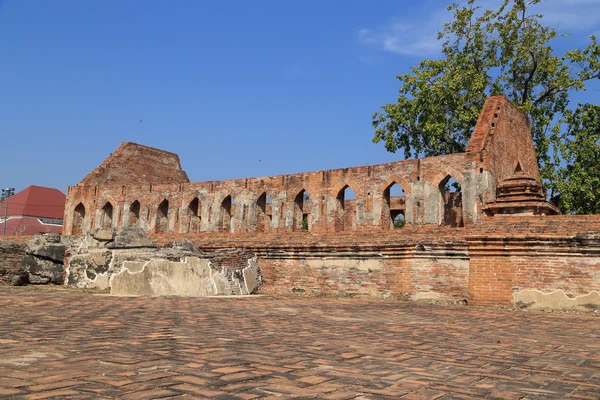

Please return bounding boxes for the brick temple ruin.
[59,96,600,309]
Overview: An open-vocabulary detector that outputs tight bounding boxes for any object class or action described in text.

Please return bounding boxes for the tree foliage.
[554,104,600,214]
[372,0,600,212]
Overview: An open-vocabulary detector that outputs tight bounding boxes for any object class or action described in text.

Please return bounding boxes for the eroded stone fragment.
[106,227,156,249]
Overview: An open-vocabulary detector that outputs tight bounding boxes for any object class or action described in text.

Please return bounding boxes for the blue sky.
[1,0,598,194]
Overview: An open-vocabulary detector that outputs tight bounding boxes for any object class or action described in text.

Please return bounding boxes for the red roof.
[1,186,65,219]
[0,217,62,236]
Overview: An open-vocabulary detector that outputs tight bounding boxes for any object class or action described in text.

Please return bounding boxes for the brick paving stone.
[120,388,180,400]
[0,387,23,396]
[25,388,83,399]
[171,383,226,397]
[0,287,600,399]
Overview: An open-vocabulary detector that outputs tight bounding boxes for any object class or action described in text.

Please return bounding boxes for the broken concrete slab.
[66,251,113,289]
[110,257,215,297]
[63,228,263,297]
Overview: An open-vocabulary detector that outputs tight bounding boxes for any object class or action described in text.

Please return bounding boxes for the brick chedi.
[483,163,559,216]
[61,96,600,310]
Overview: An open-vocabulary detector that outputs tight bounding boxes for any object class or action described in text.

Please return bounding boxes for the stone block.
[106,227,155,249]
[92,229,115,242]
[21,255,64,284]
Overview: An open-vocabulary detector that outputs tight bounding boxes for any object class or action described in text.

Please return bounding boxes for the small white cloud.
[357,0,599,57]
[357,16,445,57]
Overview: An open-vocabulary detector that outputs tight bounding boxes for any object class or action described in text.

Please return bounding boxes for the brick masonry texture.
[0,240,27,285]
[59,96,600,307]
[0,287,599,399]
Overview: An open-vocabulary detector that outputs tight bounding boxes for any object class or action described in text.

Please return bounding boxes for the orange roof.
[1,186,65,219]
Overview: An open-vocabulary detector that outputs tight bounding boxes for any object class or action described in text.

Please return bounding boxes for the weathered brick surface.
[150,215,600,305]
[78,142,189,187]
[59,96,600,306]
[61,96,542,237]
[64,151,468,235]
[466,95,540,189]
[1,288,599,399]
[466,215,600,305]
[0,237,29,285]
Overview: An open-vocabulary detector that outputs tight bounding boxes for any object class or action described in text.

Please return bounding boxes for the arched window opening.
[100,202,113,229]
[129,201,140,227]
[72,203,86,236]
[188,197,201,233]
[256,192,272,232]
[220,195,233,232]
[155,199,169,233]
[439,176,463,227]
[294,190,312,232]
[393,213,405,229]
[336,185,357,231]
[383,182,406,230]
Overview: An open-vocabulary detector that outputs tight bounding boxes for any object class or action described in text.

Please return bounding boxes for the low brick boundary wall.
[151,215,600,307]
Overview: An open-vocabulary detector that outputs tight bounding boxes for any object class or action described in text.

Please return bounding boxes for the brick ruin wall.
[64,150,470,236]
[149,215,600,306]
[58,96,600,307]
[0,236,30,285]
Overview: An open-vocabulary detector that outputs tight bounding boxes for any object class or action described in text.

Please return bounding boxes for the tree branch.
[522,50,537,104]
[533,86,557,105]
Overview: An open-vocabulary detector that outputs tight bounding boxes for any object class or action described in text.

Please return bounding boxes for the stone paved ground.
[0,288,599,399]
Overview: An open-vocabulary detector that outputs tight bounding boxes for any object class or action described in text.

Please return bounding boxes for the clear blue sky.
[1,0,598,194]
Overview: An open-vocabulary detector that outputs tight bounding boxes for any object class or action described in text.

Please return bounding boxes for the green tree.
[554,104,600,214]
[372,0,600,212]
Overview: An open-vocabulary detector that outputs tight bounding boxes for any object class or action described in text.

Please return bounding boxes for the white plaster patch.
[513,289,600,310]
[410,291,454,301]
[304,258,384,271]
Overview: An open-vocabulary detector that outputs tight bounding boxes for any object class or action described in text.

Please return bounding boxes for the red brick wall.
[59,97,600,307]
[149,215,600,305]
[64,97,544,236]
[467,215,600,304]
[64,152,473,235]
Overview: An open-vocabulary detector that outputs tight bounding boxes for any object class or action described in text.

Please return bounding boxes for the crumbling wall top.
[78,142,190,187]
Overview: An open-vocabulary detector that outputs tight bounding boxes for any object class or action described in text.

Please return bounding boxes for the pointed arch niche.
[155,199,169,233]
[72,203,86,236]
[294,190,312,232]
[100,202,113,229]
[256,192,272,232]
[336,185,357,231]
[439,175,463,227]
[220,195,233,232]
[129,201,141,227]
[382,182,406,229]
[188,197,201,233]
